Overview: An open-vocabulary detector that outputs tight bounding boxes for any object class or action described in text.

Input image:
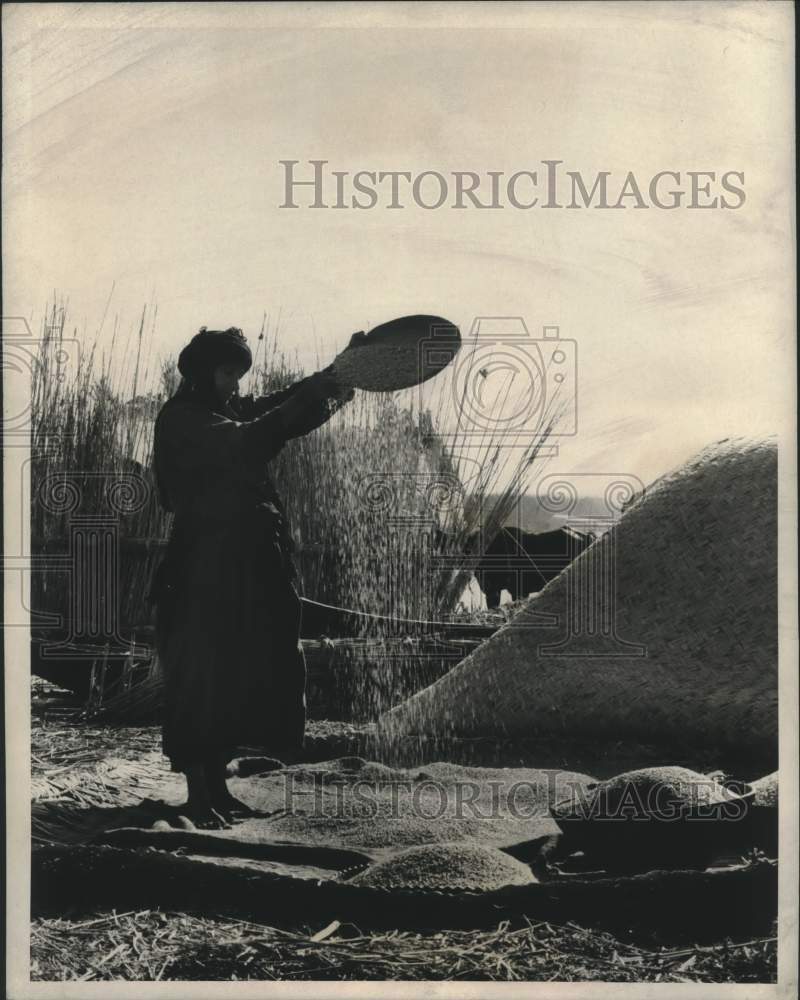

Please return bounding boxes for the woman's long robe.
[149,382,330,772]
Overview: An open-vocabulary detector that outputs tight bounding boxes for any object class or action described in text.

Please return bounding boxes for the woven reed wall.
[377,438,779,762]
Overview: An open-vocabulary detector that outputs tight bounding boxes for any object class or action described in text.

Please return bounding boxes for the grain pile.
[751,772,778,808]
[261,759,594,852]
[378,438,778,762]
[553,767,738,820]
[348,843,536,891]
[30,749,597,858]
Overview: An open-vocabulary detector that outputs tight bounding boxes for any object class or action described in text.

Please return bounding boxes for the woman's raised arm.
[157,369,351,491]
[237,371,353,437]
[155,402,288,501]
[235,379,310,420]
[237,332,364,421]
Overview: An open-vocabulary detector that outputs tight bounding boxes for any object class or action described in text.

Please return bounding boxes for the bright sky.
[3,2,795,488]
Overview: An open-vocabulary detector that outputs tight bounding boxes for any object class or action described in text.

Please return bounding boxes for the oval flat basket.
[332,314,461,392]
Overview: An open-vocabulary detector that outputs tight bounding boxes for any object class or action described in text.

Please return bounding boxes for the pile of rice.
[259,759,591,851]
[348,843,536,892]
[553,766,739,820]
[751,772,778,807]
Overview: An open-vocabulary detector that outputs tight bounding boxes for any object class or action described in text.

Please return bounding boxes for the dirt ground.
[28,681,778,983]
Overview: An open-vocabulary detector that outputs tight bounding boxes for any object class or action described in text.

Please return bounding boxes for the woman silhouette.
[150,326,356,828]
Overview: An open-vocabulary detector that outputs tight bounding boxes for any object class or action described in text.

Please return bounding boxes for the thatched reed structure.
[378,438,778,765]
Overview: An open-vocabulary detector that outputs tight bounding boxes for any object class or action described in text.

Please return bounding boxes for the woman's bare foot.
[205,757,257,820]
[181,763,232,829]
[211,792,258,819]
[176,801,232,830]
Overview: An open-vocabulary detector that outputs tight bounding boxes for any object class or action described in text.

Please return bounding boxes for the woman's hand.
[277,370,353,438]
[347,330,368,350]
[310,369,353,403]
[314,330,365,399]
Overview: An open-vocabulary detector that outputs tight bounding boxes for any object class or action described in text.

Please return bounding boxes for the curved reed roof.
[378,438,778,762]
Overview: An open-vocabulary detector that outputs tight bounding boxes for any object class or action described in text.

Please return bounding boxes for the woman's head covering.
[177,327,252,381]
